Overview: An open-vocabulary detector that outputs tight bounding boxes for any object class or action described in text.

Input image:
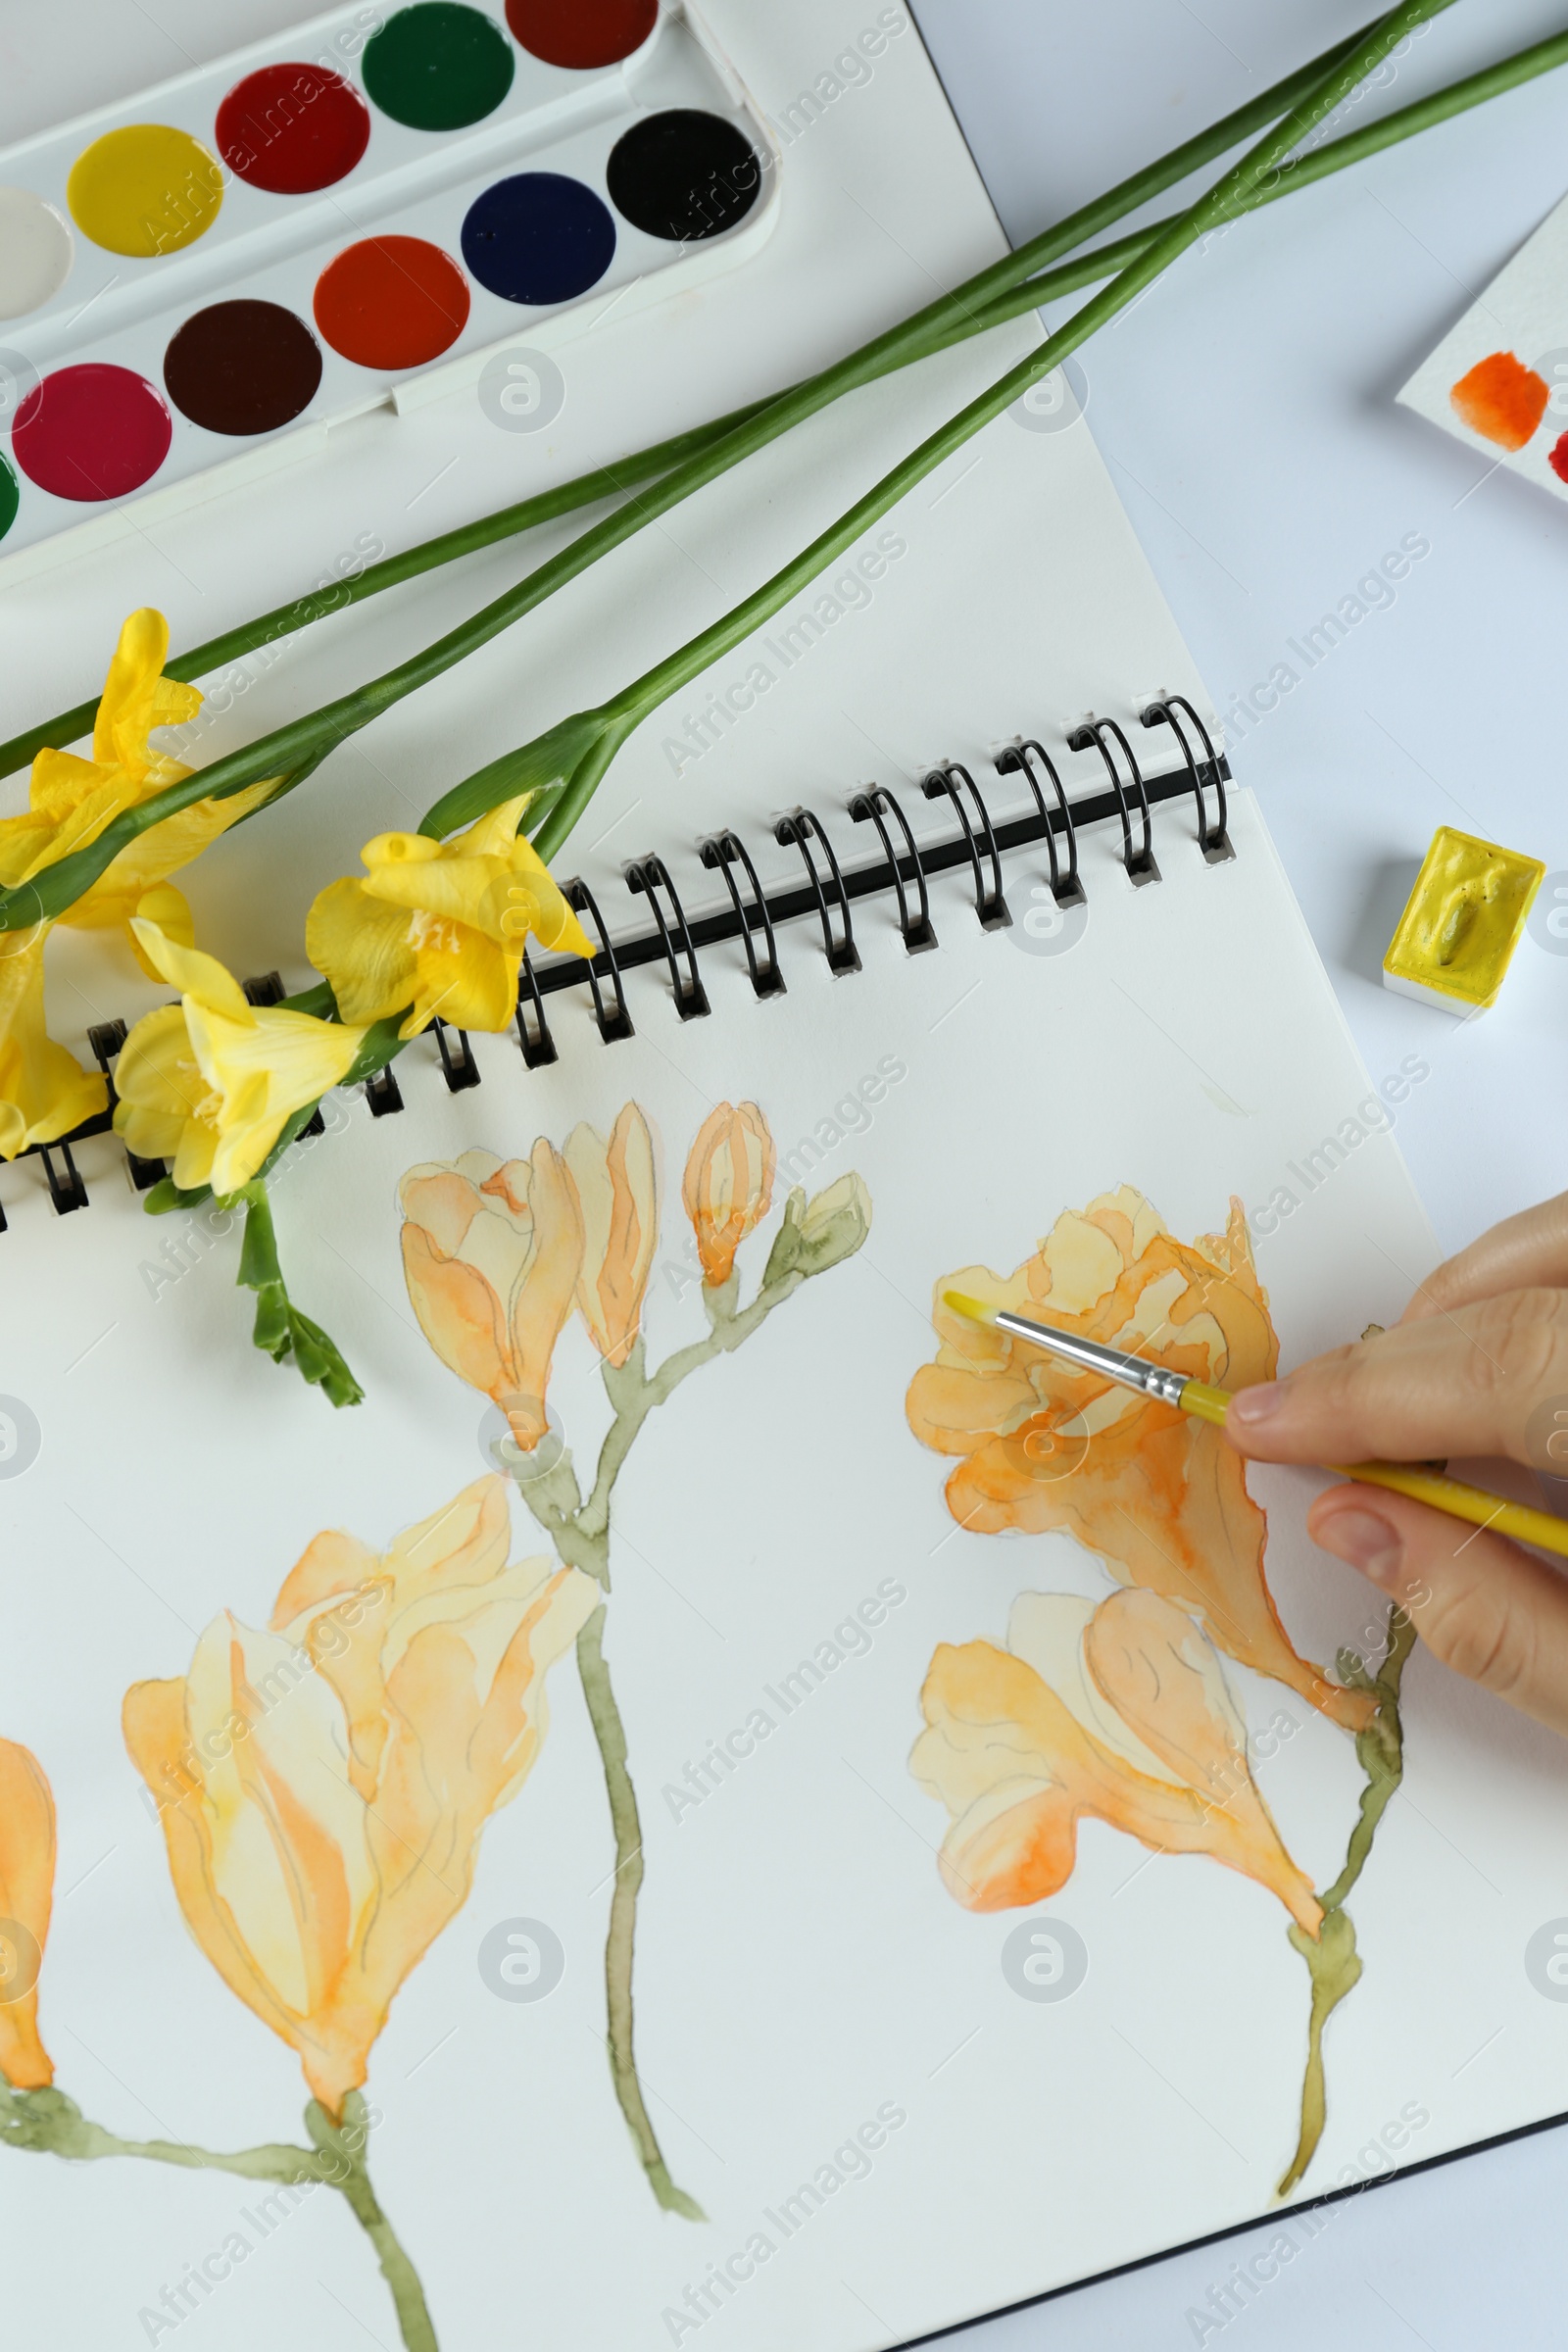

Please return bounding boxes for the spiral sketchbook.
[7,28,1568,2352]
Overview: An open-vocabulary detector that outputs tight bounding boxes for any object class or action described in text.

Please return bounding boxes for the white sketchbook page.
[7,790,1567,2352]
[1397,186,1568,498]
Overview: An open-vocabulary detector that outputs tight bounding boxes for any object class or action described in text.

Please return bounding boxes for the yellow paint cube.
[1383,826,1544,1013]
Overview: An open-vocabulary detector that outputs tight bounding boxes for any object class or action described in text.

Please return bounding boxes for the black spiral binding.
[431,1018,481,1093]
[921,762,1011,930]
[1066,717,1159,885]
[38,1142,87,1216]
[700,829,786,999]
[5,720,1231,1212]
[366,1063,405,1116]
[564,876,634,1043]
[625,854,710,1021]
[1143,695,1232,863]
[775,808,860,975]
[849,786,936,952]
[514,945,559,1068]
[994,740,1084,908]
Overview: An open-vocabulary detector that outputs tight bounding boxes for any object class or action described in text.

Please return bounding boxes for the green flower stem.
[0,33,1361,800]
[574,1604,705,2222]
[16,11,1559,807]
[0,2083,436,2351]
[524,0,1457,858]
[4,18,1544,919]
[232,1177,365,1407]
[78,0,1549,900]
[1277,1605,1417,2198]
[0,416,772,786]
[0,36,1408,926]
[969,24,1568,327]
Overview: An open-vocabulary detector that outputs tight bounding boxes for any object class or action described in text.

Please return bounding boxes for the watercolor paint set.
[0,0,778,568]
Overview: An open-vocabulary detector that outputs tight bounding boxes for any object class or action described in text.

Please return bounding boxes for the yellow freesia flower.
[0,609,277,1155]
[0,936,108,1157]
[1,608,275,962]
[306,792,594,1040]
[114,919,368,1196]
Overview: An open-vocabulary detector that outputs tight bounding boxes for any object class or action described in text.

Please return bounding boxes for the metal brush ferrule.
[992,1307,1188,1409]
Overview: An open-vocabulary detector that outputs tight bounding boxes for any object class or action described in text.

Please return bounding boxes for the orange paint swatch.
[1449,350,1549,450]
[314,235,469,370]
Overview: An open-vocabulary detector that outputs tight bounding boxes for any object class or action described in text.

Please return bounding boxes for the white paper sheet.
[8,786,1564,2352]
[1398,185,1568,501]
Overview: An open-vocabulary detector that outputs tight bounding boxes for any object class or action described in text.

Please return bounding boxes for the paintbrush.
[943,1291,1568,1564]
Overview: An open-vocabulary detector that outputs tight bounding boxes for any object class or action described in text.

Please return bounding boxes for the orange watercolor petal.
[401,1222,515,1396]
[122,1678,313,2065]
[0,1739,56,2088]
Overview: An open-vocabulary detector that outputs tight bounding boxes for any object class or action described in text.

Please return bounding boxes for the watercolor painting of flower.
[0,1098,871,2350]
[913,1588,1323,1932]
[906,1187,1414,2194]
[123,1474,598,2115]
[4,1479,595,2351]
[0,1738,55,2093]
[396,1098,871,2223]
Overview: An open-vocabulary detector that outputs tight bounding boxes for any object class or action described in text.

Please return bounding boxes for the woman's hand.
[1225,1192,1568,1737]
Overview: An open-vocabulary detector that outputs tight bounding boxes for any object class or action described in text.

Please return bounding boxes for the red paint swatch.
[505,0,657,70]
[12,364,172,500]
[217,63,371,195]
[1449,351,1549,451]
[1549,433,1568,485]
[313,236,470,369]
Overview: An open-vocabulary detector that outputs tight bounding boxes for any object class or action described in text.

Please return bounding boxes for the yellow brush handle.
[1178,1382,1568,1561]
[1327,1460,1568,1562]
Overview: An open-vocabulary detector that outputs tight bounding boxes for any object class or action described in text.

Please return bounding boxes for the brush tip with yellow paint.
[1383,825,1544,1014]
[943,1290,999,1324]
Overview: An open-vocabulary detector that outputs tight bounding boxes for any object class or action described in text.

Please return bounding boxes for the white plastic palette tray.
[0,0,779,573]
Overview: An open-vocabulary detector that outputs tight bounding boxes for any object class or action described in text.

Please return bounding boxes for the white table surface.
[4,0,1567,2343]
[909,2,1568,2344]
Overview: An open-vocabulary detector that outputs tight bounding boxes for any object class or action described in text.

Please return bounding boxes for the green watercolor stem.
[573,1604,704,2223]
[578,1273,806,1540]
[6,13,1545,918]
[500,1270,808,2221]
[1277,1606,1417,2198]
[307,2098,439,2352]
[0,2083,436,2351]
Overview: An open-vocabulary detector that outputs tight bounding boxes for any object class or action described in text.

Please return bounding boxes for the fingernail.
[1229,1383,1286,1426]
[1317,1508,1403,1589]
